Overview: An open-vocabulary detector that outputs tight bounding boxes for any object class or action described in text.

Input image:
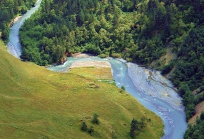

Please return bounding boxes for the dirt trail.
[189,101,204,124]
[165,47,177,64]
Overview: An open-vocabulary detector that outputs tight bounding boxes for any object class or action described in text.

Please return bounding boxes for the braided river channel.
[7,0,187,138]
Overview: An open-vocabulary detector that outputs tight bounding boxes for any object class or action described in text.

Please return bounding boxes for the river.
[7,0,42,58]
[7,0,187,138]
[48,57,187,139]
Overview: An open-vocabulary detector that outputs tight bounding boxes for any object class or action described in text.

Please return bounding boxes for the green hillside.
[1,0,204,138]
[0,40,163,138]
[19,0,204,121]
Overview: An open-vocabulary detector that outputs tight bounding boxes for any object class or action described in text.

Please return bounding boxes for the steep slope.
[0,40,163,139]
[14,0,204,138]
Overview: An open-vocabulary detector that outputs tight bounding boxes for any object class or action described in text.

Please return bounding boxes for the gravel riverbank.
[127,62,183,110]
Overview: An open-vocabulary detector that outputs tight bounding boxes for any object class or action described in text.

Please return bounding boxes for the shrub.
[130,118,146,138]
[121,86,125,91]
[88,126,94,136]
[161,60,176,75]
[111,53,121,58]
[200,112,204,121]
[81,121,88,131]
[92,113,100,124]
[83,43,101,55]
[99,54,107,58]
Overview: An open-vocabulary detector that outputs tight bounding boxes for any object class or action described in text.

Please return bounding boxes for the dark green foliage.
[170,26,204,123]
[111,53,121,58]
[177,0,204,26]
[81,121,88,131]
[161,60,176,75]
[53,45,65,63]
[184,112,204,139]
[19,0,168,65]
[200,112,204,121]
[1,25,9,42]
[82,43,101,55]
[172,26,204,91]
[80,120,96,136]
[177,83,196,120]
[87,126,94,136]
[130,118,146,138]
[185,104,196,120]
[91,113,99,125]
[195,93,204,105]
[178,83,190,97]
[182,90,195,106]
[130,119,137,138]
[121,86,125,91]
[0,0,35,42]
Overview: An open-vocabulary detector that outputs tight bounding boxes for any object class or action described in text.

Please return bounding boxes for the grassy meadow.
[0,39,163,139]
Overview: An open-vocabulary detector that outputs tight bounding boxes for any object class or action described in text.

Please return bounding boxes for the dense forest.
[0,0,36,42]
[1,0,204,138]
[19,0,168,65]
[184,112,204,139]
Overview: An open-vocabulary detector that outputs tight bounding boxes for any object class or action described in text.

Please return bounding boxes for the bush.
[81,121,88,131]
[130,118,146,138]
[20,6,28,14]
[178,83,190,96]
[99,54,107,58]
[161,60,176,75]
[1,25,9,42]
[121,86,125,91]
[185,104,196,120]
[200,112,204,121]
[88,126,94,136]
[111,53,121,58]
[83,43,101,55]
[92,113,100,124]
[126,57,132,62]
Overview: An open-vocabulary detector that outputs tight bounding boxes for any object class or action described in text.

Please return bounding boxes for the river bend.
[7,0,187,138]
[48,57,187,139]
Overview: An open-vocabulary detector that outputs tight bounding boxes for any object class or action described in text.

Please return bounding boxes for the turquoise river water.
[7,0,187,138]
